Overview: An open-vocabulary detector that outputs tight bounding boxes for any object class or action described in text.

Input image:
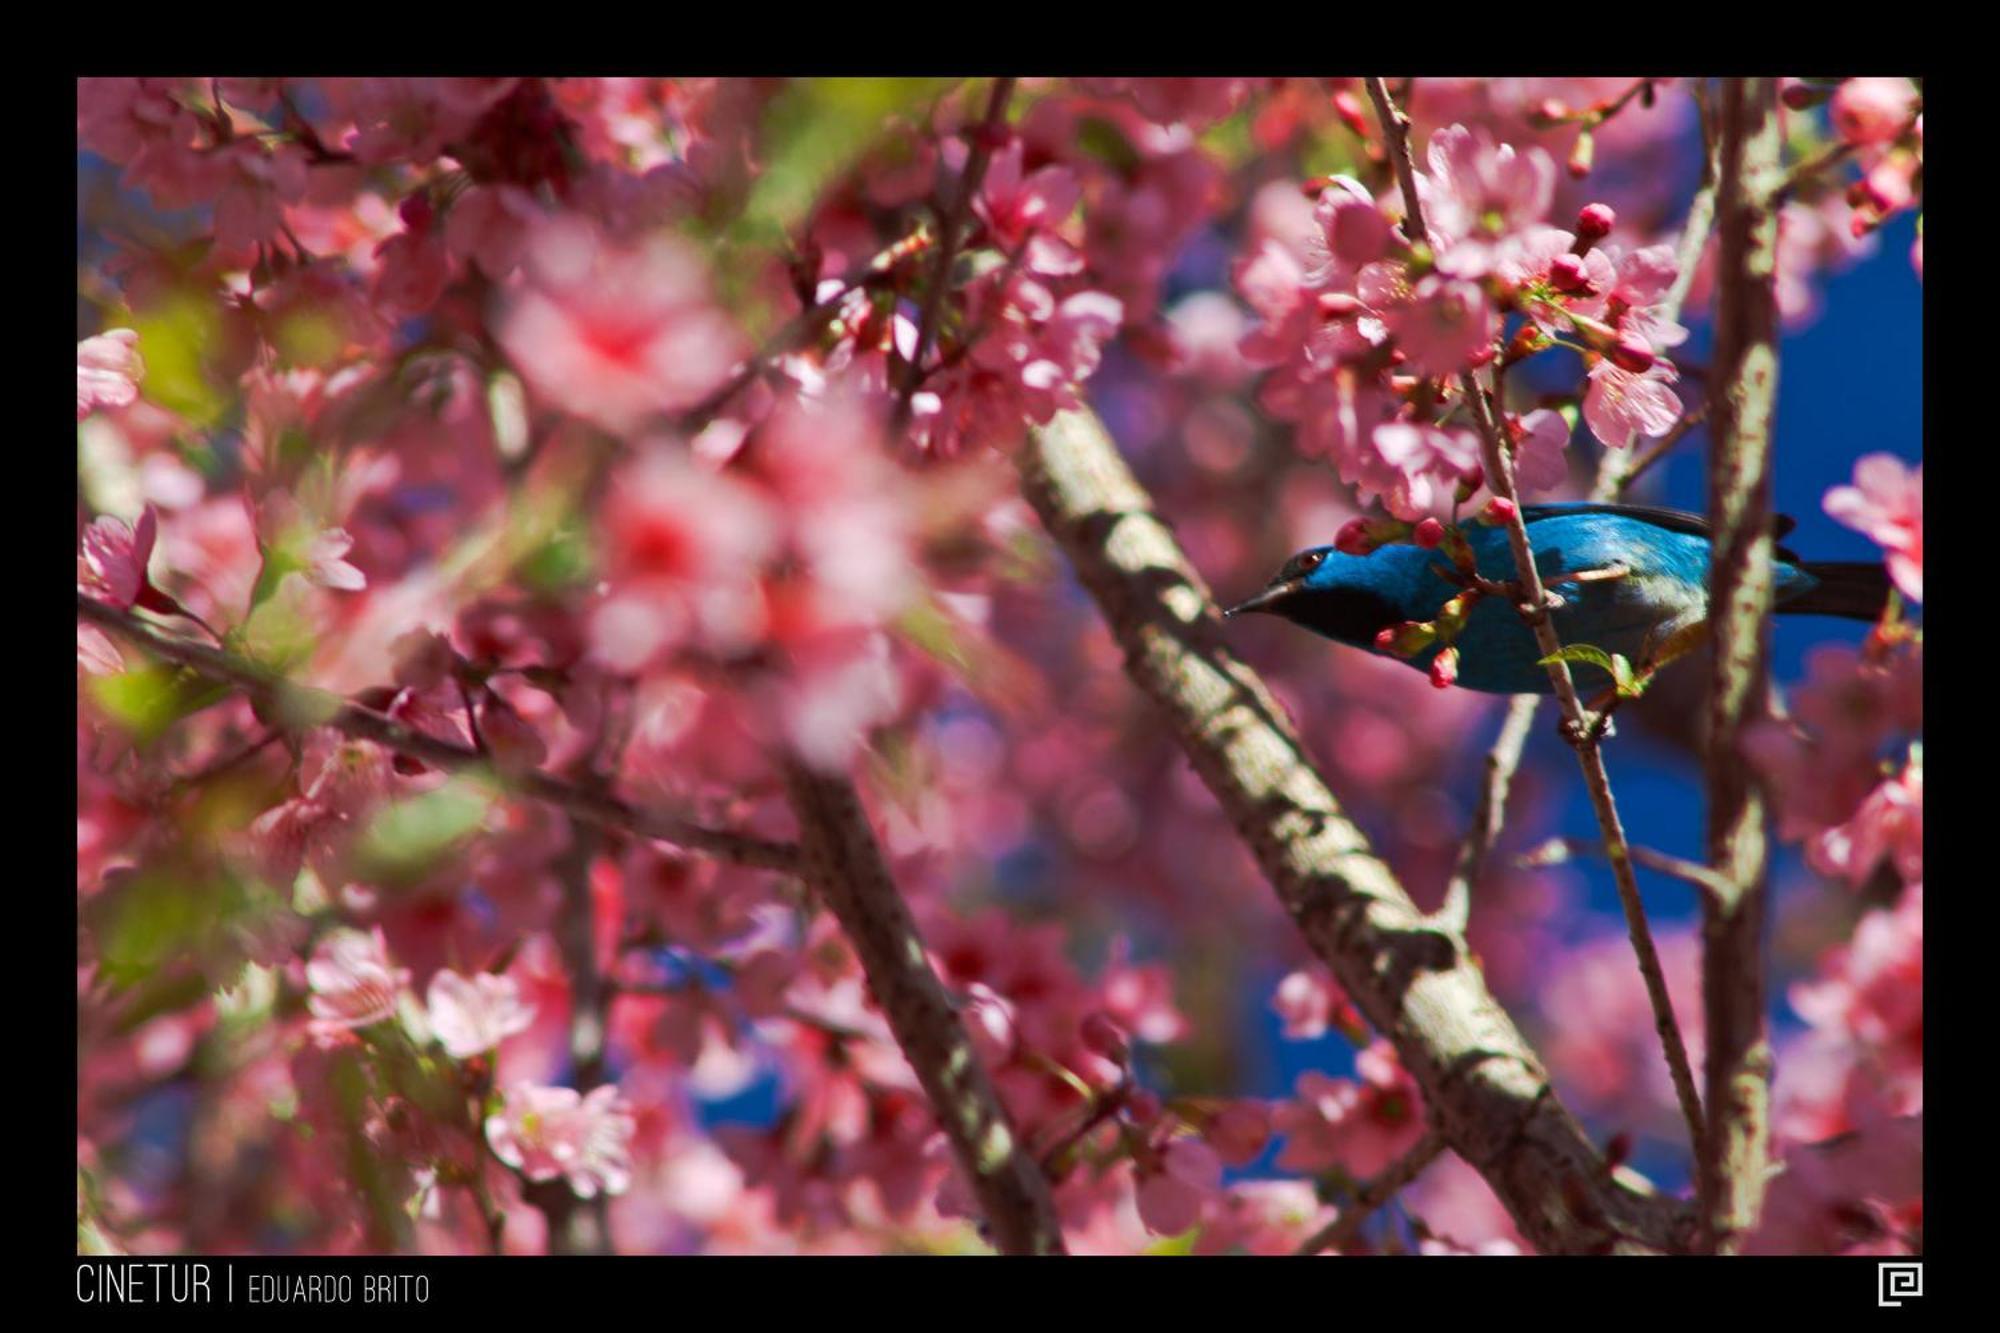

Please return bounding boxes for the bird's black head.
[1223,545,1409,648]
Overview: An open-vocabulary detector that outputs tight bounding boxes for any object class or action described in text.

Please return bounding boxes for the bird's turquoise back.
[1314,511,1818,695]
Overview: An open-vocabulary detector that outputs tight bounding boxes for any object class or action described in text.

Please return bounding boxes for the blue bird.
[1224,502,1892,696]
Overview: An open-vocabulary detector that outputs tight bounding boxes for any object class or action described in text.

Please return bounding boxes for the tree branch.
[892,76,1016,431]
[1435,694,1537,933]
[1366,78,1708,1178]
[781,760,1066,1255]
[1019,407,1692,1254]
[1296,1129,1447,1255]
[1699,76,1784,1254]
[77,593,802,874]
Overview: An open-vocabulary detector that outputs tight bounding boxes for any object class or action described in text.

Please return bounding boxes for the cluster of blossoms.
[1749,455,1924,890]
[1237,120,1688,526]
[78,77,1918,1257]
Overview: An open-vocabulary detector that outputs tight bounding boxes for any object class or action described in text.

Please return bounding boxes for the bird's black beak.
[1223,579,1301,618]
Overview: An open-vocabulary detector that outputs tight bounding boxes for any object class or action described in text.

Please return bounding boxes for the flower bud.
[1567,129,1595,178]
[1080,1011,1129,1064]
[1549,253,1593,293]
[1331,89,1370,138]
[1781,82,1830,111]
[1574,203,1616,244]
[1528,98,1571,128]
[1375,620,1438,658]
[1412,517,1446,549]
[1608,334,1656,374]
[1453,465,1485,503]
[1335,516,1410,555]
[1317,290,1364,320]
[1124,1090,1163,1127]
[1435,592,1477,637]
[1428,646,1460,689]
[1480,496,1519,526]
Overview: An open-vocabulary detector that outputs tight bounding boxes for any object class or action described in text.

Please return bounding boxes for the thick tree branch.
[78,593,802,874]
[1020,407,1692,1254]
[781,761,1066,1256]
[1699,76,1783,1254]
[1367,78,1708,1177]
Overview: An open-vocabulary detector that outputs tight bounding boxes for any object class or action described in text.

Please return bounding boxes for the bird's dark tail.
[1783,562,1894,621]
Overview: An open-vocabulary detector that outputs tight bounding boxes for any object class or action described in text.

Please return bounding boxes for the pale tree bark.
[1020,408,1694,1254]
[783,762,1066,1255]
[1700,75,1784,1253]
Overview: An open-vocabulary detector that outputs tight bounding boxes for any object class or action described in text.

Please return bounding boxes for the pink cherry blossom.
[486,1083,637,1199]
[77,506,159,610]
[1511,408,1572,494]
[1824,454,1922,602]
[1829,78,1919,147]
[426,969,537,1058]
[1806,758,1923,888]
[1381,276,1495,376]
[305,927,410,1030]
[974,140,1082,256]
[1416,123,1558,275]
[498,218,746,436]
[1582,358,1682,448]
[1135,1137,1223,1235]
[78,329,146,422]
[1272,965,1353,1040]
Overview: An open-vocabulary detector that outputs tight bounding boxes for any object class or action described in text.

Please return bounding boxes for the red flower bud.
[1428,646,1460,689]
[1317,291,1364,319]
[1331,89,1370,139]
[1481,497,1519,527]
[1608,334,1656,374]
[1574,203,1616,244]
[1080,1011,1129,1064]
[1413,517,1446,549]
[398,191,435,233]
[1334,518,1375,555]
[1549,253,1593,293]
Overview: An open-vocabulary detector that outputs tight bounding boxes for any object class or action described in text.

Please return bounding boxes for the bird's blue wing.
[1520,502,1801,562]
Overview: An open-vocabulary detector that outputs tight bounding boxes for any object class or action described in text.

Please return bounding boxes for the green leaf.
[738,78,957,244]
[86,664,230,744]
[1537,643,1618,675]
[356,778,493,884]
[1537,644,1644,697]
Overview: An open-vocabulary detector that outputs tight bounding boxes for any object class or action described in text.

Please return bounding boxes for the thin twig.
[1773,138,1858,206]
[78,593,802,873]
[1435,694,1537,932]
[1363,80,1427,244]
[1369,78,1709,1178]
[1296,1130,1447,1256]
[1699,77,1784,1254]
[1616,400,1712,497]
[782,759,1065,1255]
[892,77,1016,431]
[674,268,902,436]
[1520,837,1738,903]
